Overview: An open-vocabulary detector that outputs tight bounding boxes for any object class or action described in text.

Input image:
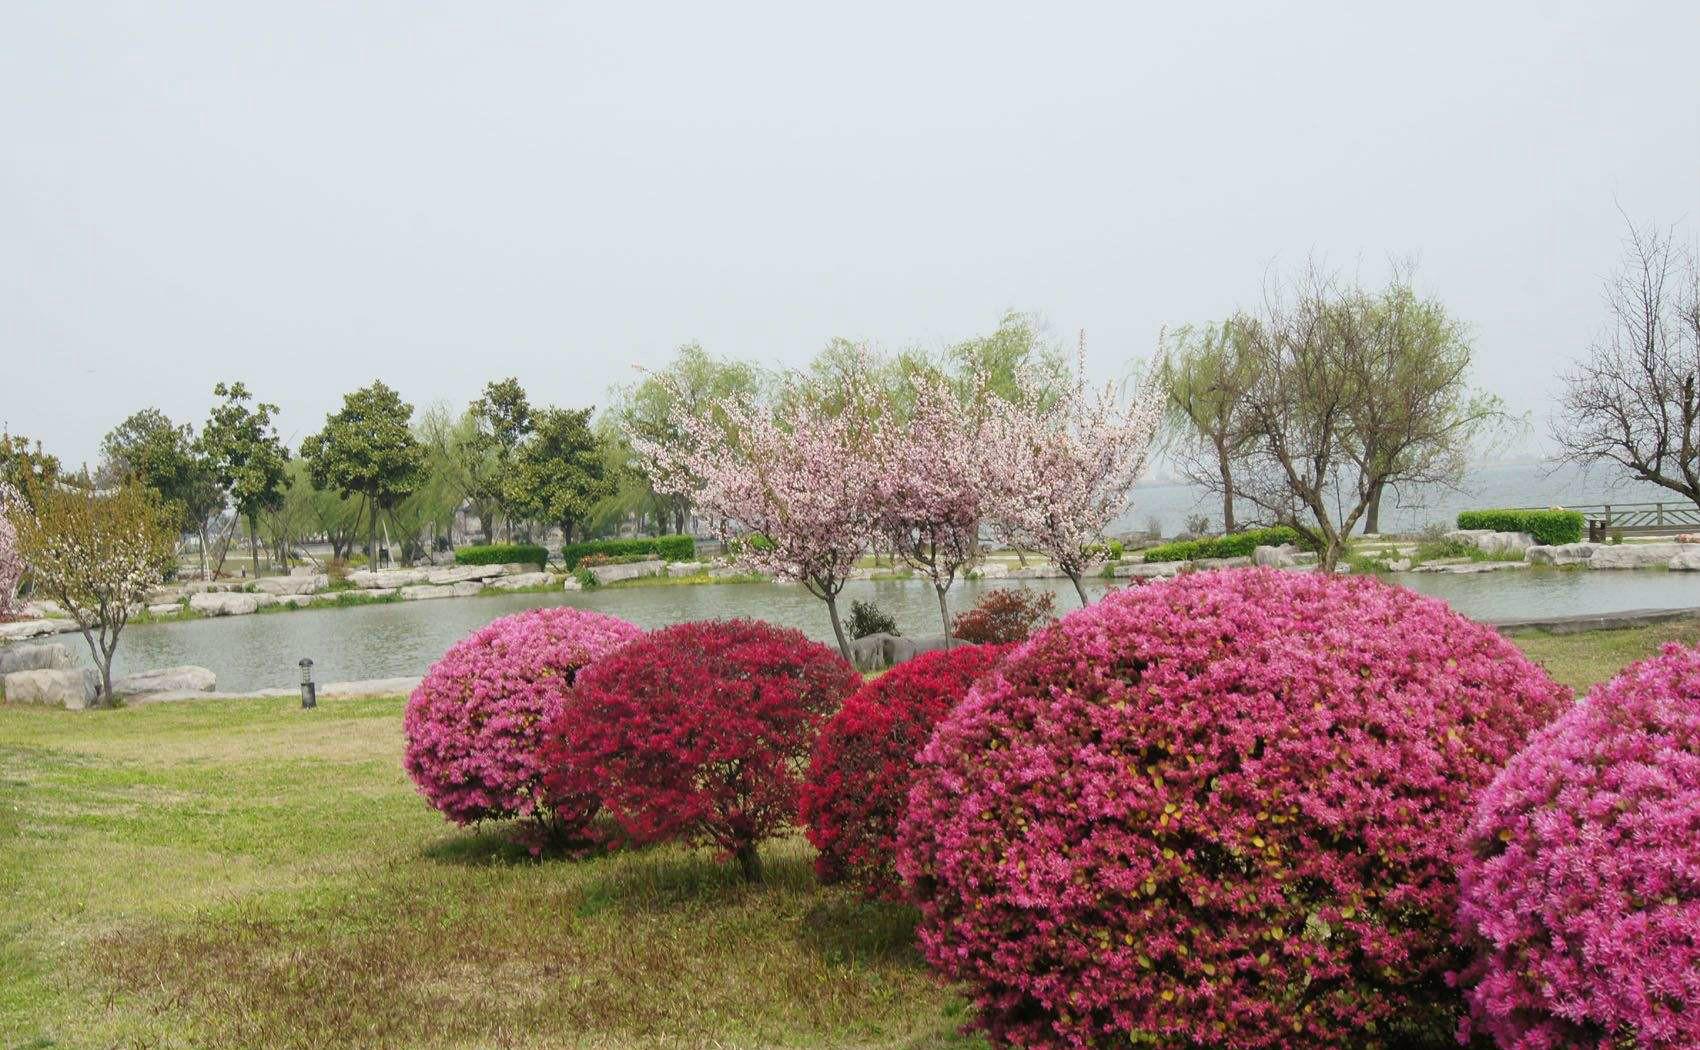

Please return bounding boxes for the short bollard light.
[299,657,316,709]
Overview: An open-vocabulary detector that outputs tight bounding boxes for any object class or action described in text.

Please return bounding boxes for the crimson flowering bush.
[950,587,1057,645]
[801,643,1010,900]
[544,619,859,879]
[403,607,642,833]
[1455,643,1700,1050]
[897,568,1568,1050]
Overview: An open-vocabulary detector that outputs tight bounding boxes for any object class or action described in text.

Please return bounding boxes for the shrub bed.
[561,534,694,568]
[802,643,1009,900]
[454,543,549,570]
[544,619,858,879]
[897,568,1568,1049]
[1455,508,1583,546]
[1139,525,1304,563]
[403,607,642,834]
[1456,643,1700,1050]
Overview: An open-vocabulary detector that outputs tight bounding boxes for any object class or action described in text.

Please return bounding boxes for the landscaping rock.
[3,667,98,709]
[1445,529,1536,555]
[0,643,72,674]
[849,632,896,672]
[146,603,183,616]
[1669,548,1700,571]
[666,561,707,578]
[1526,542,1603,567]
[1252,544,1298,568]
[253,574,327,596]
[346,568,431,589]
[425,564,504,586]
[450,581,482,598]
[562,576,585,591]
[588,559,663,585]
[21,599,64,618]
[1112,561,1183,579]
[0,619,65,641]
[972,562,1010,579]
[188,592,261,617]
[399,585,453,601]
[1587,543,1682,570]
[488,572,550,590]
[112,666,216,696]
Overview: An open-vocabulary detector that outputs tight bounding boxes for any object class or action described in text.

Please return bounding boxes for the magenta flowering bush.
[897,567,1568,1049]
[403,606,641,833]
[1455,643,1700,1050]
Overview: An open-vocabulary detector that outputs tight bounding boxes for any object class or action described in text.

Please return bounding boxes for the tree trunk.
[1217,440,1237,533]
[935,582,953,650]
[197,525,210,580]
[367,494,379,568]
[1365,481,1384,535]
[824,592,851,661]
[1068,570,1090,607]
[248,518,260,578]
[734,842,763,882]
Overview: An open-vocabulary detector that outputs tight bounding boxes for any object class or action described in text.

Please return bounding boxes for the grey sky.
[4,2,1696,469]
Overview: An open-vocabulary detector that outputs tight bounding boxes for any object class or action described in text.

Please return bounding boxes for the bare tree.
[1162,320,1259,532]
[1553,219,1699,508]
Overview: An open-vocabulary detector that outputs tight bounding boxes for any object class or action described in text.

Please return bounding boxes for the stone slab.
[3,667,98,708]
[0,643,72,674]
[112,666,216,696]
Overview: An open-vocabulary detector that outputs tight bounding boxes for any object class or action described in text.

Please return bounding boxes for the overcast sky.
[3,2,1696,469]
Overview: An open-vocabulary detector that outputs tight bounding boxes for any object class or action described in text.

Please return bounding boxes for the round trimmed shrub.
[897,568,1568,1049]
[1456,643,1700,1050]
[544,618,858,879]
[802,642,1010,900]
[403,606,642,831]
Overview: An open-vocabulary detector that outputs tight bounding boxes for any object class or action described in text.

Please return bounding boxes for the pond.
[91,568,1700,693]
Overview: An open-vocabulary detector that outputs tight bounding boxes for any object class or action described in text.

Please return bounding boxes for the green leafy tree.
[0,432,62,508]
[943,311,1071,408]
[198,382,289,577]
[462,378,533,543]
[300,381,426,567]
[390,402,474,563]
[99,409,224,576]
[1162,321,1259,532]
[506,406,612,543]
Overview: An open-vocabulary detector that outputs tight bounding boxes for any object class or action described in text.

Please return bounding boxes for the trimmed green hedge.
[1141,526,1305,564]
[455,543,549,570]
[561,535,695,569]
[1455,509,1583,546]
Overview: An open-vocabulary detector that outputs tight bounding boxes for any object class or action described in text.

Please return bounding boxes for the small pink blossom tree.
[632,366,877,659]
[0,483,23,617]
[987,335,1166,604]
[871,368,995,646]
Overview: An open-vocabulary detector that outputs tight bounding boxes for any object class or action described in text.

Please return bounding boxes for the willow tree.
[1162,321,1259,532]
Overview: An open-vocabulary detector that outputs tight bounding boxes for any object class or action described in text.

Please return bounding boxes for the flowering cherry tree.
[15,482,177,704]
[871,368,995,645]
[0,483,23,617]
[988,336,1165,604]
[632,368,877,659]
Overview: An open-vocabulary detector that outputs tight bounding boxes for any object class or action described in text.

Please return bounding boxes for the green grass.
[1,623,1692,1047]
[0,696,977,1049]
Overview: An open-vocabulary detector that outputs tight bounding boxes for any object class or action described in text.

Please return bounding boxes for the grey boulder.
[112,666,216,697]
[0,643,73,674]
[189,592,261,617]
[3,667,99,709]
[253,574,327,596]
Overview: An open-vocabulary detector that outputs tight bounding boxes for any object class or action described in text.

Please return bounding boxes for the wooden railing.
[1526,501,1700,540]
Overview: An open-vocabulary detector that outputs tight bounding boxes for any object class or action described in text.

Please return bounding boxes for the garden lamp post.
[299,657,316,709]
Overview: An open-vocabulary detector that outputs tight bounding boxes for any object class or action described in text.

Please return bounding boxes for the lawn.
[0,621,1693,1049]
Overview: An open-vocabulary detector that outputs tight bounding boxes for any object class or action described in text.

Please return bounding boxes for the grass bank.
[1,622,1693,1047]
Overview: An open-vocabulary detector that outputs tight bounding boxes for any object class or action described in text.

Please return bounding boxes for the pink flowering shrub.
[1455,643,1700,1050]
[403,606,641,833]
[801,643,1010,900]
[897,567,1568,1049]
[544,619,859,880]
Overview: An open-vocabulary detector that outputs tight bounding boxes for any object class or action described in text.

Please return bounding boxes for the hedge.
[561,535,694,568]
[454,543,548,569]
[1140,526,1304,563]
[1455,508,1583,546]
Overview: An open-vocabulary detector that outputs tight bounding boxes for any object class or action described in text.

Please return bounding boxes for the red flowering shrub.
[897,568,1567,1049]
[950,587,1056,645]
[801,643,1010,900]
[545,619,858,879]
[403,606,641,832]
[1455,643,1700,1050]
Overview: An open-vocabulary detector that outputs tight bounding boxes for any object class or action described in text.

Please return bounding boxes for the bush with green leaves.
[1140,526,1305,563]
[847,598,899,639]
[1455,508,1583,546]
[455,543,548,570]
[560,534,694,568]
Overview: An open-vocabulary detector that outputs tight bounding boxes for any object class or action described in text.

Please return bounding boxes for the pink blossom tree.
[871,369,994,646]
[0,483,23,617]
[987,336,1165,604]
[632,366,878,659]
